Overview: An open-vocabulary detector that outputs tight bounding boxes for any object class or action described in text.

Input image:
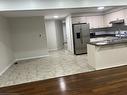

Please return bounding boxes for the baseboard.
[48,49,58,52]
[57,47,64,50]
[48,47,64,52]
[15,55,49,61]
[0,60,15,76]
[14,50,49,61]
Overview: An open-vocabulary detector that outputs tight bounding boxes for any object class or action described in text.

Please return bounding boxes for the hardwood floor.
[1,65,127,95]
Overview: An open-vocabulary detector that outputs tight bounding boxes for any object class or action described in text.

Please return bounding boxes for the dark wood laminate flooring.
[1,65,127,95]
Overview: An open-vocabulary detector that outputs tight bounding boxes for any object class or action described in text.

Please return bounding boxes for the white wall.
[66,15,74,53]
[8,16,48,60]
[45,19,64,51]
[45,20,58,51]
[55,20,64,50]
[0,16,14,75]
[63,23,67,43]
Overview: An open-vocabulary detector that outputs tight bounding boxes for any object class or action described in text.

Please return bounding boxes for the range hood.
[109,19,125,24]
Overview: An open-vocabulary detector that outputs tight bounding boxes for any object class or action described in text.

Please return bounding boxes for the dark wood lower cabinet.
[1,65,127,95]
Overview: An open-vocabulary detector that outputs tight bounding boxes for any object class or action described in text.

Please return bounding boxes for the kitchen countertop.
[90,37,117,42]
[89,38,127,46]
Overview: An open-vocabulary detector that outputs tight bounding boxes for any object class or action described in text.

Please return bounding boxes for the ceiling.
[0,0,127,11]
[0,0,126,19]
[0,6,126,19]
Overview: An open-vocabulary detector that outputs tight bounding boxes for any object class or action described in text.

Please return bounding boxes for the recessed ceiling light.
[54,16,59,18]
[97,6,104,10]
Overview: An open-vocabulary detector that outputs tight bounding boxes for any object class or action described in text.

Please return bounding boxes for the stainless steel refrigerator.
[72,23,90,55]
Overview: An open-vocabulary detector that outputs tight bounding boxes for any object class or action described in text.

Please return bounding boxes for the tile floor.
[0,50,94,87]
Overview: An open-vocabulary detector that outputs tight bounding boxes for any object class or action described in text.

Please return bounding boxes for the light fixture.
[97,6,104,10]
[54,15,59,19]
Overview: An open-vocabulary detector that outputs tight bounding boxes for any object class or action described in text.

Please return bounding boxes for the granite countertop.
[89,38,127,46]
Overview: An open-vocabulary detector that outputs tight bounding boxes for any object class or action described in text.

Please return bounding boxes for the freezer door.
[73,24,90,54]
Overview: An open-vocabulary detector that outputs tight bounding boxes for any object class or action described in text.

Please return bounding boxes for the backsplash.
[115,31,127,37]
[90,25,127,38]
